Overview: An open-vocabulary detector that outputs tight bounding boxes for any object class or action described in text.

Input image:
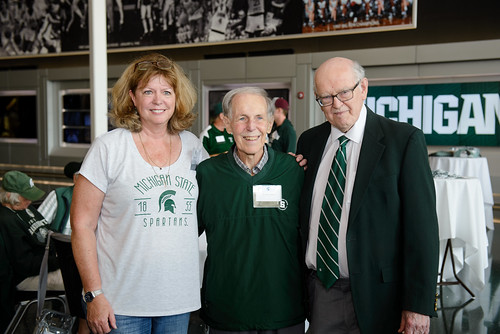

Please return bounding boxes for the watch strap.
[84,289,103,302]
[90,289,103,298]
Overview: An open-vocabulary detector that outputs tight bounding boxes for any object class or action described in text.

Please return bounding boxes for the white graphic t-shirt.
[80,128,208,316]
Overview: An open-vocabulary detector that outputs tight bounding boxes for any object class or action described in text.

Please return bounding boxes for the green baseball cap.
[213,102,223,116]
[1,171,45,201]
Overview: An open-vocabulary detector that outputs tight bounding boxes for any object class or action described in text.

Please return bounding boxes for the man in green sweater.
[270,98,297,154]
[197,87,305,333]
[199,102,234,156]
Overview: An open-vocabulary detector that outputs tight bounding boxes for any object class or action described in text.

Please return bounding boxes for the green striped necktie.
[317,135,349,289]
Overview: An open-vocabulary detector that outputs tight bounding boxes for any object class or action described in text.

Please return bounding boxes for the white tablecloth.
[429,156,494,229]
[434,177,489,292]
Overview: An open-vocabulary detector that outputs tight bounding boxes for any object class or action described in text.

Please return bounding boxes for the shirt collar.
[233,145,269,175]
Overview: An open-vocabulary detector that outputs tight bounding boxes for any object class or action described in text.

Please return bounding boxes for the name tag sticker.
[215,135,225,143]
[253,185,282,208]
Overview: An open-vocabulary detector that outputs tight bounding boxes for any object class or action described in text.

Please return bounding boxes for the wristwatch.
[84,289,103,303]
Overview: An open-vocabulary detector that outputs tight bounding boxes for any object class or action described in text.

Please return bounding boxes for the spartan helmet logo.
[158,190,176,213]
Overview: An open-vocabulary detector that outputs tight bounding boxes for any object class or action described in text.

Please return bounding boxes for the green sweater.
[0,204,58,331]
[52,186,73,232]
[0,205,58,283]
[197,147,305,331]
[270,118,297,154]
[201,124,234,156]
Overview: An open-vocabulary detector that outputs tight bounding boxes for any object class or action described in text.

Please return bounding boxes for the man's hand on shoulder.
[289,153,307,171]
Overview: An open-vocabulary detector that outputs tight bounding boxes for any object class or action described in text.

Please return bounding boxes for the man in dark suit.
[297,57,439,334]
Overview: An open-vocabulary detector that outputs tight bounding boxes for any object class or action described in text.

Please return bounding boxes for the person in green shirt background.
[199,102,234,156]
[270,98,297,153]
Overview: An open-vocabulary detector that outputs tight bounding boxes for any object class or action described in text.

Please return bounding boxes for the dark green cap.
[1,171,45,201]
[213,102,223,116]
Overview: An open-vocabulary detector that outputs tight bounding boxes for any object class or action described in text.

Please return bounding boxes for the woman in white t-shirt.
[71,53,208,334]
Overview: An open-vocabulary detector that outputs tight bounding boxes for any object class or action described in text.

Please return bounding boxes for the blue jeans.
[110,313,190,334]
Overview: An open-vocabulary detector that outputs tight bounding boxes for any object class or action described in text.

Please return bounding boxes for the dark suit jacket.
[297,108,439,333]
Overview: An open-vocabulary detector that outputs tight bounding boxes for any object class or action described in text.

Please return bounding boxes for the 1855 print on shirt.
[133,172,196,228]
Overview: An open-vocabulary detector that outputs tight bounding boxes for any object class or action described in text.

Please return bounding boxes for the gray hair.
[352,60,366,82]
[222,86,274,121]
[0,187,21,206]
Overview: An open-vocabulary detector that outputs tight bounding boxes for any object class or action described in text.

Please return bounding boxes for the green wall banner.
[366,82,500,146]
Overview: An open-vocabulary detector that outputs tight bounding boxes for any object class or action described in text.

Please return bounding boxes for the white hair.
[222,86,274,121]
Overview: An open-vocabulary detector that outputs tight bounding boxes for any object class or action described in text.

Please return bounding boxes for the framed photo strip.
[0,0,416,58]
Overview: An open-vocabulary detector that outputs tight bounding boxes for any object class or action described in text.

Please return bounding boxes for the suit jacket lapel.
[307,122,331,181]
[300,122,331,230]
[349,109,385,224]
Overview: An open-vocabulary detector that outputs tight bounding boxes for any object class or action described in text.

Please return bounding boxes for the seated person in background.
[199,102,234,156]
[39,161,82,234]
[38,161,90,334]
[0,171,62,332]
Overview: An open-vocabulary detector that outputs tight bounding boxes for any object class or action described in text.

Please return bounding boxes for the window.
[0,90,37,143]
[60,89,113,145]
[61,90,91,144]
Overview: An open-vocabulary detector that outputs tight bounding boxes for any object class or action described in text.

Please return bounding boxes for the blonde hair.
[109,53,197,133]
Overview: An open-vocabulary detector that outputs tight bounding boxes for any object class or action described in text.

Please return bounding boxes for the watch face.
[84,292,93,303]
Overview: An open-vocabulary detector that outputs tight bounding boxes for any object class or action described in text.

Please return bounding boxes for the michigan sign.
[366,82,500,146]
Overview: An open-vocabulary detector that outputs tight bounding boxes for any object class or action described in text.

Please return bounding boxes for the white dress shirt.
[306,105,367,278]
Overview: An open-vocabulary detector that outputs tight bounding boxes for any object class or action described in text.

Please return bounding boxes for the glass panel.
[63,94,90,110]
[0,91,37,142]
[63,128,91,144]
[63,111,87,126]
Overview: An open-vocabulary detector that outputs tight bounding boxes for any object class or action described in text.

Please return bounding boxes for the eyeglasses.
[315,80,360,107]
[134,60,172,72]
